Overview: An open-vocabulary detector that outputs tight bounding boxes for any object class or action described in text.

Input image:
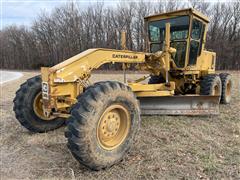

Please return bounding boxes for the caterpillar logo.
[112,54,138,59]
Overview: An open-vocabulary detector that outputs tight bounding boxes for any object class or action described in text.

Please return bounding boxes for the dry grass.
[0,71,240,179]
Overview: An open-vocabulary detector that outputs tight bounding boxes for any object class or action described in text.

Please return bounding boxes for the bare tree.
[0,0,239,70]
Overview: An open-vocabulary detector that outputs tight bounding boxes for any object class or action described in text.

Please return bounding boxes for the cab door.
[188,19,205,66]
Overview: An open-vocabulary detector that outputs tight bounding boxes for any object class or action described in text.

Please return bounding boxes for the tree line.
[0,0,240,70]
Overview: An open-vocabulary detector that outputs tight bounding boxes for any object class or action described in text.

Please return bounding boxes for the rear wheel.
[200,74,222,99]
[219,73,232,104]
[65,81,140,170]
[13,75,65,133]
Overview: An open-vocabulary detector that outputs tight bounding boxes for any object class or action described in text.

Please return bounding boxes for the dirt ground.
[0,71,239,179]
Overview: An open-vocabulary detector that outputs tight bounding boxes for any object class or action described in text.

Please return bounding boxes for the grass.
[0,71,239,179]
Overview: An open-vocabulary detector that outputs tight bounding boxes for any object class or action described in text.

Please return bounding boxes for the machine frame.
[40,8,219,118]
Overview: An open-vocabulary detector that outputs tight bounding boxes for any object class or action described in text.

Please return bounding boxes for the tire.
[200,74,222,99]
[65,81,140,170]
[219,73,232,104]
[68,82,104,116]
[13,75,65,133]
[148,75,165,84]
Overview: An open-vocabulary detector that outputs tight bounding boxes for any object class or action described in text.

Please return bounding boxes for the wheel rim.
[33,92,54,120]
[213,84,221,96]
[226,80,232,100]
[97,104,131,150]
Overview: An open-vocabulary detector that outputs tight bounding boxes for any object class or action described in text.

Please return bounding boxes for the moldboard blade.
[138,95,220,115]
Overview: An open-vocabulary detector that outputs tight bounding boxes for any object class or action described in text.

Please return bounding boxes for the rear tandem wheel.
[200,74,222,100]
[219,73,232,104]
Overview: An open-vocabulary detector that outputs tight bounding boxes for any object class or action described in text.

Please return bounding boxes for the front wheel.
[13,75,65,133]
[65,81,140,170]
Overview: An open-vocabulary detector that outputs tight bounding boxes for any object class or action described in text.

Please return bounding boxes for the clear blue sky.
[1,0,117,29]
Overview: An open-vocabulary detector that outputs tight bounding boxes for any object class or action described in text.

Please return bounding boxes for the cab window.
[149,26,160,42]
[171,41,187,68]
[149,16,189,42]
[148,16,189,68]
[191,19,202,40]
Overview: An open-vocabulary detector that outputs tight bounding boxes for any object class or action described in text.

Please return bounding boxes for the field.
[0,71,239,179]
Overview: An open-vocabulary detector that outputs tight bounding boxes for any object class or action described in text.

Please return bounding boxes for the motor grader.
[13,8,232,170]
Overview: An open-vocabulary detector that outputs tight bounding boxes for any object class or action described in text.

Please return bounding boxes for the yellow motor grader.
[13,8,232,170]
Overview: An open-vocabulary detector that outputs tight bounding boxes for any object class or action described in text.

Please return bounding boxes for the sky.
[2,0,63,28]
[0,0,231,29]
[1,0,117,29]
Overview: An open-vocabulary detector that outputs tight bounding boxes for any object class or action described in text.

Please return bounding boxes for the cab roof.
[144,8,209,23]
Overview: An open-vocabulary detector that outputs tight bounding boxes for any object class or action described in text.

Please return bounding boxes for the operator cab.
[145,8,209,69]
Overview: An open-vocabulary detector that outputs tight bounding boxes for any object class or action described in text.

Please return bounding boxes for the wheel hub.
[100,111,120,139]
[33,92,54,121]
[213,84,220,96]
